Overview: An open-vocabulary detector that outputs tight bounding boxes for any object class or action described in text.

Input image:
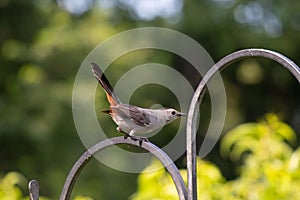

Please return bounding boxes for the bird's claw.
[123,134,149,145]
[138,137,149,143]
[123,133,129,140]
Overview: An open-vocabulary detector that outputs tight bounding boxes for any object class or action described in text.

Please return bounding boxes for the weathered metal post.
[186,48,300,200]
[59,137,187,200]
[29,179,39,200]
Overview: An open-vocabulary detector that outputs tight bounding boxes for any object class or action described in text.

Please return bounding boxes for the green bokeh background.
[1,0,300,199]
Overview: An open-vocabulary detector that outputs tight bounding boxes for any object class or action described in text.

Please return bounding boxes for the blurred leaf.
[0,172,25,200]
[131,158,181,200]
[289,147,300,171]
[0,172,50,200]
[132,157,225,200]
[220,122,260,159]
[221,113,296,161]
[73,195,94,200]
[264,113,296,144]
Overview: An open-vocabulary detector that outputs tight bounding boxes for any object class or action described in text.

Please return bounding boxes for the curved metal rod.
[186,48,300,200]
[29,179,39,200]
[59,136,187,200]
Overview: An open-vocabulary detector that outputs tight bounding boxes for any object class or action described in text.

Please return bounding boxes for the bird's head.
[164,108,187,123]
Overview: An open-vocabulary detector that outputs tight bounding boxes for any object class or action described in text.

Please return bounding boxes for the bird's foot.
[117,128,131,140]
[123,135,149,146]
[117,128,149,145]
[133,136,149,146]
[138,136,149,143]
[123,133,130,140]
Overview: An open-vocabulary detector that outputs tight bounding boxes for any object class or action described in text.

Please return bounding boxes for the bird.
[90,62,186,142]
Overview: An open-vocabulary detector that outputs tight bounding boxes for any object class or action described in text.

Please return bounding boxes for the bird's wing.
[111,104,151,126]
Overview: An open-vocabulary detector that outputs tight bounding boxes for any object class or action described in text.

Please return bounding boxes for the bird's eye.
[171,111,176,115]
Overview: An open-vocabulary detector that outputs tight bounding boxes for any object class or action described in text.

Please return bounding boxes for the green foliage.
[220,113,296,161]
[133,114,300,199]
[0,172,91,200]
[131,158,225,200]
[73,195,94,200]
[0,172,50,200]
[0,172,26,200]
[220,114,300,199]
[131,159,183,200]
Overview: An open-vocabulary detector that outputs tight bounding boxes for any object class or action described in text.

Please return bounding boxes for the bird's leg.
[127,130,149,145]
[127,135,149,146]
[117,127,130,139]
[136,137,149,146]
[137,137,149,142]
[127,130,139,141]
[117,128,149,145]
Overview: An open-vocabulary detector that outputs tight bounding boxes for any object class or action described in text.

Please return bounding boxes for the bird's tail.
[91,62,120,106]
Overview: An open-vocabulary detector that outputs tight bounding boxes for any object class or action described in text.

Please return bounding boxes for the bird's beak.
[177,112,187,117]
